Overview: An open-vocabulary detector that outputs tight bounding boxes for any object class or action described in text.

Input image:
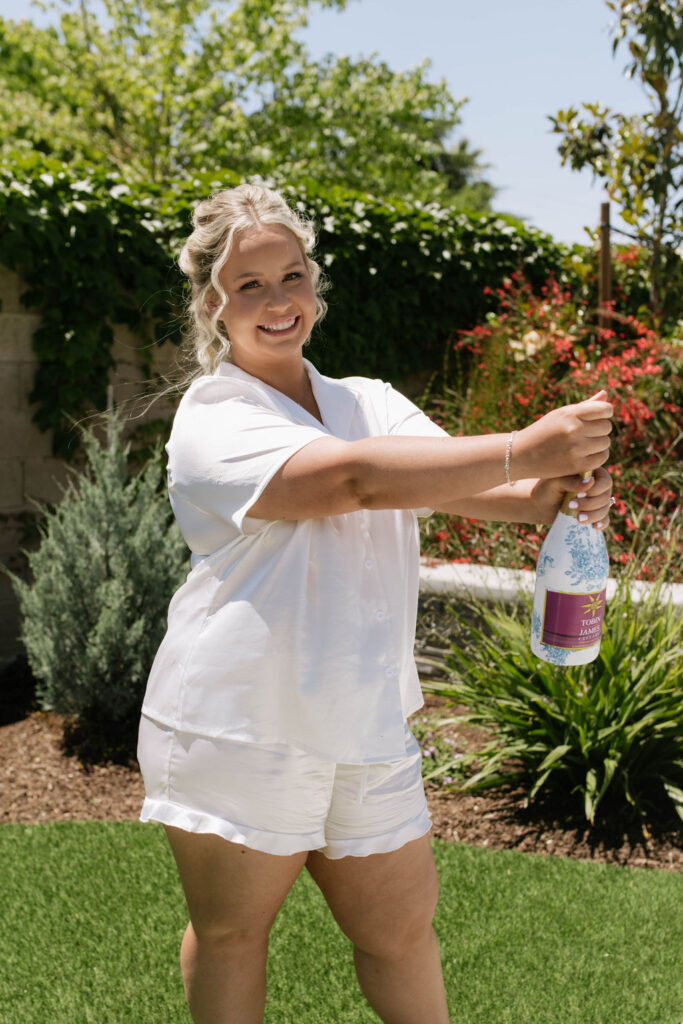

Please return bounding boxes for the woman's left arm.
[435,466,614,528]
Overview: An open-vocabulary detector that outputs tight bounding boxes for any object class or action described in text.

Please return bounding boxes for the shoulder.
[172,370,274,433]
[168,373,274,463]
[178,371,253,410]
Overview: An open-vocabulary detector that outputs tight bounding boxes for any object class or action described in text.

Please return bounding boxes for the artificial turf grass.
[1,821,681,1024]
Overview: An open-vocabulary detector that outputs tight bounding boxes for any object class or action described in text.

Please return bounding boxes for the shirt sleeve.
[384,383,450,439]
[167,381,329,534]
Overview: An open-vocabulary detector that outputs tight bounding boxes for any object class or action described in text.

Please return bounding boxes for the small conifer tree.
[6,414,188,753]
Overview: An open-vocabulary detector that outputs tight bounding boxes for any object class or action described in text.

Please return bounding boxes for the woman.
[137,184,613,1024]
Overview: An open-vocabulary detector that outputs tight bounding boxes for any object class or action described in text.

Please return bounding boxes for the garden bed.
[1,699,680,872]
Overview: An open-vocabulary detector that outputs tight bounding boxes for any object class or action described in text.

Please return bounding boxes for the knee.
[184,915,273,951]
[355,873,439,961]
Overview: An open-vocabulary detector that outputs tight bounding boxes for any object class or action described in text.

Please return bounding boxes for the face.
[215,224,317,375]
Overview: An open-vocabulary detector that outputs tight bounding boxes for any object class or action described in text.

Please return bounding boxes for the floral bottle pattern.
[531,510,609,666]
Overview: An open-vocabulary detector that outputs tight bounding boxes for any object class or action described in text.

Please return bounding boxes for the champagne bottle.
[530,483,609,666]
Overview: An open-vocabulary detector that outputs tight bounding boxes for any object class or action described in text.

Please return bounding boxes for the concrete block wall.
[0,267,179,662]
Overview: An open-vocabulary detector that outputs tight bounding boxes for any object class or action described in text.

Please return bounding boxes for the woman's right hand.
[514,390,614,481]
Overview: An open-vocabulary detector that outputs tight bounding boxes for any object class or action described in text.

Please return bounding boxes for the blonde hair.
[178,184,328,375]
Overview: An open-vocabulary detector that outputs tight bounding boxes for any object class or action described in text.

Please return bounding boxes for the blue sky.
[1,0,646,244]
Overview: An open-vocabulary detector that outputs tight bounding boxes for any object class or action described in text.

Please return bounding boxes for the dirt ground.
[1,696,680,872]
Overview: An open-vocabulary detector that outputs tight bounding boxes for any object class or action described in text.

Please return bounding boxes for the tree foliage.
[550,0,683,324]
[0,0,491,204]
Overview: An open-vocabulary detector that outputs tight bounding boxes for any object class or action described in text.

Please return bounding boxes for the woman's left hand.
[531,466,614,529]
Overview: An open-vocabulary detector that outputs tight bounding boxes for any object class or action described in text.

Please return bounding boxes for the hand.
[514,390,614,481]
[531,466,614,529]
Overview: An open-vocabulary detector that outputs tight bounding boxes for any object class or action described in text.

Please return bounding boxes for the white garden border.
[419,560,683,606]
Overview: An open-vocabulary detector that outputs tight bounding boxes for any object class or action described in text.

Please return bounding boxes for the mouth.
[258,315,300,334]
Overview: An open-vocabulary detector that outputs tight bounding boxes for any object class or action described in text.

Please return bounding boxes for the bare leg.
[306,834,449,1024]
[163,825,307,1024]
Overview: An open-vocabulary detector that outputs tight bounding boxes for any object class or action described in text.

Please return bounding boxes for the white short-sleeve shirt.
[141,358,449,763]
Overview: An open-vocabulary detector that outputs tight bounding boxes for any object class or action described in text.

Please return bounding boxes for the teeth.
[260,317,297,332]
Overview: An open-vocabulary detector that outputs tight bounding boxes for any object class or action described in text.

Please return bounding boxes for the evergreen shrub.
[4,414,188,759]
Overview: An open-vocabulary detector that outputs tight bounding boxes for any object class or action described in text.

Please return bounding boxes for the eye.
[284,271,303,282]
[239,279,260,291]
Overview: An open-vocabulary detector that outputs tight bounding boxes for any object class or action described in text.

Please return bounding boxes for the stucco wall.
[0,267,179,662]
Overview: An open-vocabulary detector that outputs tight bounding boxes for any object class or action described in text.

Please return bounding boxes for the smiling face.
[216,224,317,378]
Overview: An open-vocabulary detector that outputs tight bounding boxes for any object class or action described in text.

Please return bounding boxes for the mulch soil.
[1,676,680,872]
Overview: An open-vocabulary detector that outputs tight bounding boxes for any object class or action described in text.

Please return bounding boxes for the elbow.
[346,462,384,511]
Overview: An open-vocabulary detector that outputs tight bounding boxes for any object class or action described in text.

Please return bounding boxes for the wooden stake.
[598,202,611,332]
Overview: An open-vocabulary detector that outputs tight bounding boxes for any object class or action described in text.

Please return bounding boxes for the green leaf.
[537,745,572,772]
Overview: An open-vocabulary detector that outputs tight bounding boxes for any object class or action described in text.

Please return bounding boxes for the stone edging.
[419,560,683,607]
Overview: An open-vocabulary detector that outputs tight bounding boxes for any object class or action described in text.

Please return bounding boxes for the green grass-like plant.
[2,822,682,1024]
[427,573,683,827]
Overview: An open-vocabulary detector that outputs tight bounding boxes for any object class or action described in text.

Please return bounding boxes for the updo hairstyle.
[178,184,327,375]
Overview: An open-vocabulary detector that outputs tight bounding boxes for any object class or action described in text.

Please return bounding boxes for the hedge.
[0,153,572,455]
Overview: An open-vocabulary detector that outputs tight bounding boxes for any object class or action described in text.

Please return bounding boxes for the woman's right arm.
[246,392,613,522]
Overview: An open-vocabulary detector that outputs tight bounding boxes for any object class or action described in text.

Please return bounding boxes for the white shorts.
[137,715,431,859]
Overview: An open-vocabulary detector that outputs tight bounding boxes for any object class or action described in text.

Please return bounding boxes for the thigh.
[164,825,307,939]
[305,833,439,956]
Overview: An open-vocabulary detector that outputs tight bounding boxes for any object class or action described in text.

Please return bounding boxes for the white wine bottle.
[530,484,609,666]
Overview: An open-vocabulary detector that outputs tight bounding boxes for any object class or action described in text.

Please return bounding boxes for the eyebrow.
[232,260,305,282]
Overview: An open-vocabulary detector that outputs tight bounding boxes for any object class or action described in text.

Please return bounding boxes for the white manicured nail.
[578,513,588,522]
[568,500,579,509]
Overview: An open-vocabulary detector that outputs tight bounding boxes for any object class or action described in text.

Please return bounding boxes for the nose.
[264,281,290,310]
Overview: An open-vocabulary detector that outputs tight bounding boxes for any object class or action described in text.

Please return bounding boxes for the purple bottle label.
[541,588,607,650]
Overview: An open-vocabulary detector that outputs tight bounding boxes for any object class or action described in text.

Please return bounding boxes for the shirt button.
[364,559,373,569]
[375,610,385,621]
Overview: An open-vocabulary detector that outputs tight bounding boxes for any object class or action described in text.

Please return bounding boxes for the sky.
[0,0,647,244]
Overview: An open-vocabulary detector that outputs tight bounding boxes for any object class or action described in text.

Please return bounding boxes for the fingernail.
[577,491,587,498]
[568,499,579,509]
[596,521,604,529]
[578,513,588,522]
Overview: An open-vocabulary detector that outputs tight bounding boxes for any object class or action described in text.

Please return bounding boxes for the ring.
[609,496,616,507]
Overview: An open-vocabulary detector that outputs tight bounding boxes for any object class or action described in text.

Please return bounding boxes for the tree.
[550,0,683,324]
[0,0,492,205]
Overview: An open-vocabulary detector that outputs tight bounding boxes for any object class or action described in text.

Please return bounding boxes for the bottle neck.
[560,492,578,518]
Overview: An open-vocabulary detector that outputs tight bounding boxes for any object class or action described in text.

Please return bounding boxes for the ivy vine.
[0,152,573,457]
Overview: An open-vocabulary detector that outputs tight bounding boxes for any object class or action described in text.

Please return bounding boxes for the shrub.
[410,710,468,787]
[419,274,683,580]
[4,414,188,759]
[428,573,683,828]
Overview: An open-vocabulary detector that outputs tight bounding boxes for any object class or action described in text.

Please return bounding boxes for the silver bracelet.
[505,431,517,485]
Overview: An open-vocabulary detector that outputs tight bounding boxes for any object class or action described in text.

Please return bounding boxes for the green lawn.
[2,821,681,1023]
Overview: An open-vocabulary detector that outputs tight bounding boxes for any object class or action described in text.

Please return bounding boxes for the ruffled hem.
[139,797,325,857]
[321,808,433,860]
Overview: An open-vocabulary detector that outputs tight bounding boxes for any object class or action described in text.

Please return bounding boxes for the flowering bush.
[420,274,682,580]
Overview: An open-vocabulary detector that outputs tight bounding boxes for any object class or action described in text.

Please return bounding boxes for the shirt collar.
[215,357,358,440]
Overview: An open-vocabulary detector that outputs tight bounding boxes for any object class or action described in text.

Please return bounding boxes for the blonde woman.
[137,184,613,1024]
